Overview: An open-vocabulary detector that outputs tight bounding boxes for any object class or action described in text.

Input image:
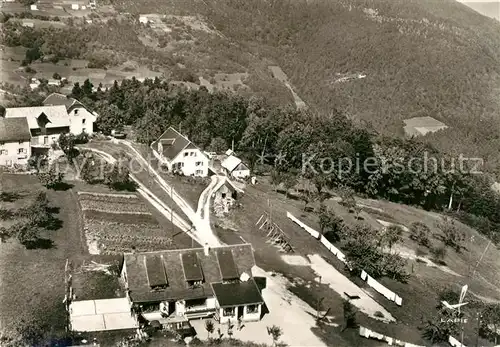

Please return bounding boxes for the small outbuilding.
[221,154,250,179]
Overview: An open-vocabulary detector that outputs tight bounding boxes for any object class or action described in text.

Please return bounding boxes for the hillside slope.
[113,0,500,172]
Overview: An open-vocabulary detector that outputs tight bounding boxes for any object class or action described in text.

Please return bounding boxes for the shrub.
[438,217,465,252]
[430,245,447,264]
[409,221,431,247]
[24,66,36,73]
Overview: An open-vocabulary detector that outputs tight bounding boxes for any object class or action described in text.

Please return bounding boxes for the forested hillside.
[111,0,500,175]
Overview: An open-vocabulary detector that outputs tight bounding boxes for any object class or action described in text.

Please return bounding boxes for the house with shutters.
[151,127,210,177]
[5,105,70,153]
[121,243,265,327]
[0,117,31,166]
[43,92,97,135]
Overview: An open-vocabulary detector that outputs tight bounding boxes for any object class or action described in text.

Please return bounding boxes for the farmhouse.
[5,105,70,153]
[151,127,209,177]
[121,243,264,327]
[221,153,250,179]
[0,117,31,166]
[403,116,448,137]
[43,92,97,135]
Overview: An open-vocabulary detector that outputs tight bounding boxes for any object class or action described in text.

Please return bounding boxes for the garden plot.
[78,191,177,254]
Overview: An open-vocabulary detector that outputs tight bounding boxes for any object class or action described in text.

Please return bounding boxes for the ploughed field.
[78,191,175,254]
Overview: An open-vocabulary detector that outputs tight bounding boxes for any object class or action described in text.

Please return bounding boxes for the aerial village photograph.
[1,0,500,346]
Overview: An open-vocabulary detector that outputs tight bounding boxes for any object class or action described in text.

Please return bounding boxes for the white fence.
[448,335,466,347]
[359,326,425,347]
[287,211,402,306]
[361,270,403,306]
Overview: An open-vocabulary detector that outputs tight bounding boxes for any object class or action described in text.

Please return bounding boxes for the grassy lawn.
[213,177,500,346]
[0,173,87,338]
[82,141,192,223]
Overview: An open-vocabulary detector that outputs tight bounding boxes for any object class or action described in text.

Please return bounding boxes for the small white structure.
[139,16,149,24]
[221,154,250,179]
[30,4,37,10]
[81,5,86,9]
[403,116,448,137]
[71,3,79,10]
[21,21,34,28]
[69,298,139,332]
[151,127,209,177]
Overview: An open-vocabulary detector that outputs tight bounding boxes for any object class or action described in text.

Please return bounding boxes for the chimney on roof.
[204,243,210,256]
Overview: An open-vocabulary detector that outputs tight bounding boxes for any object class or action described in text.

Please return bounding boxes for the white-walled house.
[152,127,209,177]
[5,106,70,153]
[221,154,251,179]
[0,117,31,166]
[43,93,97,135]
[121,244,264,327]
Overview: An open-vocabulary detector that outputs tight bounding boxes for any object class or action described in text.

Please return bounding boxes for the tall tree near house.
[82,78,94,98]
[95,103,123,135]
[58,133,78,162]
[71,82,83,100]
[204,319,214,339]
[267,325,283,346]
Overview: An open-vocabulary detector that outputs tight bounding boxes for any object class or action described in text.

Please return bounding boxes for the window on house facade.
[246,304,258,314]
[184,152,189,157]
[82,119,86,124]
[74,109,79,115]
[18,148,25,154]
[0,142,4,146]
[195,170,203,175]
[43,136,48,145]
[0,149,7,155]
[223,307,235,317]
[18,140,23,144]
[195,161,203,166]
[187,280,203,287]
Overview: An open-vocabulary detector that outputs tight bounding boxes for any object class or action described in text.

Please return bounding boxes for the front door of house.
[237,306,244,319]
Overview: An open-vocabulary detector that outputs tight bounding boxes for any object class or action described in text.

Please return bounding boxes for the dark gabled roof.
[234,162,249,172]
[152,127,202,161]
[211,279,264,307]
[0,117,31,142]
[42,92,84,111]
[123,244,255,303]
